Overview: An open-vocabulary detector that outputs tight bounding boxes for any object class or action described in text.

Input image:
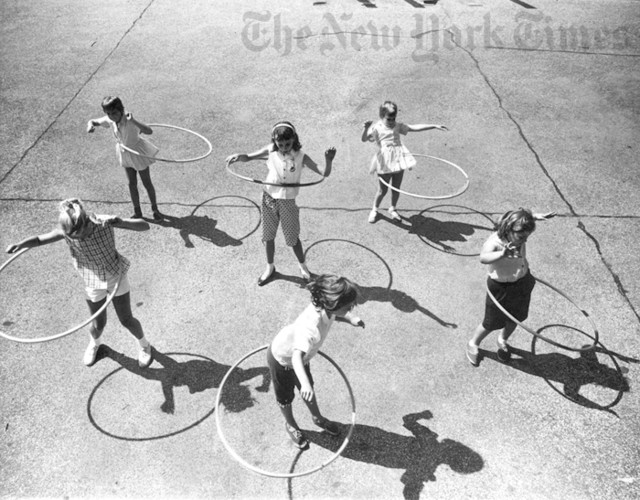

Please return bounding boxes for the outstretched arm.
[128,114,153,135]
[226,145,271,165]
[406,123,448,132]
[6,228,65,253]
[338,310,365,328]
[86,115,110,133]
[302,147,336,178]
[106,216,150,232]
[534,211,557,221]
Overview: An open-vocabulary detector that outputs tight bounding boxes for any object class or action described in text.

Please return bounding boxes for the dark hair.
[495,208,536,240]
[379,101,398,118]
[101,96,125,114]
[307,274,360,313]
[271,121,302,152]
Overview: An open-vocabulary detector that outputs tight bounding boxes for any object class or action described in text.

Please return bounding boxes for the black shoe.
[497,348,512,362]
[258,267,276,287]
[313,417,340,436]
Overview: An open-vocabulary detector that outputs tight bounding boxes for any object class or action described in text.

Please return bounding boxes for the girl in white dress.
[87,96,162,220]
[361,101,448,223]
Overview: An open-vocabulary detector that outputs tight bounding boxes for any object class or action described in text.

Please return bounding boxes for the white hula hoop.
[486,275,599,352]
[118,123,213,163]
[215,344,356,478]
[377,154,469,200]
[225,161,326,188]
[0,248,121,344]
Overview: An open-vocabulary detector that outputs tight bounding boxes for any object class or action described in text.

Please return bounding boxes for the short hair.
[307,274,360,313]
[271,121,302,152]
[379,101,398,118]
[101,96,124,114]
[495,208,536,240]
[58,198,89,236]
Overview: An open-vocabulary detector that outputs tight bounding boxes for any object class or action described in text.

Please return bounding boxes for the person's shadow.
[355,285,457,329]
[406,213,493,254]
[490,343,635,415]
[98,347,270,414]
[157,213,242,248]
[304,410,483,500]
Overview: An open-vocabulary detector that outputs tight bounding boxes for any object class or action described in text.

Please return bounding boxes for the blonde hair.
[58,198,89,235]
[307,274,360,313]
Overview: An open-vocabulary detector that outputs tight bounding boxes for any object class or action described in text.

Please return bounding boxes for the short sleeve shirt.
[263,149,305,199]
[270,304,335,367]
[370,121,410,148]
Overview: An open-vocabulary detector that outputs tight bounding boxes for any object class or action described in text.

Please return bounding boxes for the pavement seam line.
[0,0,157,187]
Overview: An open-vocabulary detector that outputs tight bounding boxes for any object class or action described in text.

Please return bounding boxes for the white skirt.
[116,137,159,171]
[369,144,416,175]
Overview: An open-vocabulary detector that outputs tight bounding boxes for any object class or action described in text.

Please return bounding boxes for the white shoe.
[138,345,153,368]
[388,208,401,221]
[83,342,101,366]
[368,210,378,223]
[299,265,311,281]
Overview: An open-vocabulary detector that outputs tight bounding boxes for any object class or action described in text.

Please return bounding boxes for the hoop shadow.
[155,195,261,248]
[480,328,634,415]
[87,347,270,441]
[302,411,483,500]
[405,205,495,256]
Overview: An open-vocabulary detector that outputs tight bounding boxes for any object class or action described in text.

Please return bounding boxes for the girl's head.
[496,208,536,246]
[271,121,301,154]
[59,198,91,239]
[379,101,398,127]
[308,274,360,316]
[101,96,125,123]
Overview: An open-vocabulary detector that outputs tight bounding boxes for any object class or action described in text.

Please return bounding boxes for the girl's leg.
[292,239,310,280]
[369,176,390,223]
[303,393,340,436]
[83,298,107,366]
[497,321,517,361]
[388,171,404,220]
[258,240,276,285]
[112,292,153,368]
[125,168,142,217]
[139,168,160,219]
[466,324,493,366]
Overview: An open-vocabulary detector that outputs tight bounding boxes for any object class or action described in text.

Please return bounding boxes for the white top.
[369,121,416,174]
[270,303,335,367]
[263,149,304,199]
[486,232,529,282]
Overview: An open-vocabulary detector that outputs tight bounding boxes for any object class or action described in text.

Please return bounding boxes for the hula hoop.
[215,344,356,478]
[377,154,469,200]
[486,276,599,352]
[118,124,213,163]
[226,161,326,188]
[0,248,121,344]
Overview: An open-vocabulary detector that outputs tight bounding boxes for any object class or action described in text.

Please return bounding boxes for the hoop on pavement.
[215,344,356,478]
[118,123,212,163]
[377,154,469,200]
[0,248,121,344]
[226,161,326,188]
[486,276,599,352]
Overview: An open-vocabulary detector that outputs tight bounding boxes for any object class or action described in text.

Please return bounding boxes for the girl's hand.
[226,154,248,165]
[86,121,95,133]
[105,216,123,226]
[435,125,448,131]
[324,147,336,162]
[299,382,314,401]
[6,244,20,254]
[351,317,365,328]
[363,120,373,130]
[536,211,557,220]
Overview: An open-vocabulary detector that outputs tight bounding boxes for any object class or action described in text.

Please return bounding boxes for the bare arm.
[291,349,314,401]
[106,216,150,232]
[479,237,509,265]
[361,120,373,142]
[302,147,336,178]
[338,310,365,328]
[406,123,448,132]
[226,145,271,165]
[6,228,65,253]
[128,114,153,135]
[86,115,110,133]
[534,211,557,221]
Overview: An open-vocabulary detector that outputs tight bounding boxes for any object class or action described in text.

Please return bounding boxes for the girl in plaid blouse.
[6,199,154,368]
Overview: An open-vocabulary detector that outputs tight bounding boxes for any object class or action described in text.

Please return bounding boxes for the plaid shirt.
[64,214,130,290]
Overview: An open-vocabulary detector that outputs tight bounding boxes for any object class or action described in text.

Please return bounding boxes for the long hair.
[495,208,536,240]
[307,274,360,313]
[271,121,302,152]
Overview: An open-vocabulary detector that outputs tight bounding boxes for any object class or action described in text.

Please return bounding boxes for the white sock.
[90,333,102,346]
